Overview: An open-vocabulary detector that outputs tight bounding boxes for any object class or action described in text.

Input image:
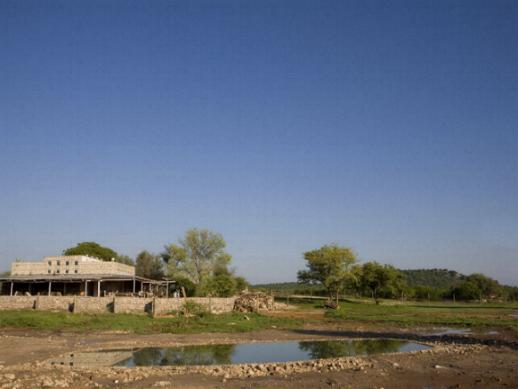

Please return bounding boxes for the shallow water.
[49,339,430,367]
[424,328,471,336]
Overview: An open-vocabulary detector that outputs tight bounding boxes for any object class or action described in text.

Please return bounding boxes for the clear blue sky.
[1,0,517,285]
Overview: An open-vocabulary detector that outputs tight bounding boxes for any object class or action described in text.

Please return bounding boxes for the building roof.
[0,274,174,284]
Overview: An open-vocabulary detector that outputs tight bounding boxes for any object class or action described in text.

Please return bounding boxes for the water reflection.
[49,339,430,367]
[124,344,235,366]
[299,339,406,359]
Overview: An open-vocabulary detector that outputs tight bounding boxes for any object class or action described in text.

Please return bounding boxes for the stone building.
[0,255,171,297]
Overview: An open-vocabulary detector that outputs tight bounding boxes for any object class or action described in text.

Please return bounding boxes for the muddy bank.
[0,326,517,388]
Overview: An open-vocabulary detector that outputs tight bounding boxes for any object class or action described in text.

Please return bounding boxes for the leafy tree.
[115,255,135,266]
[358,262,401,303]
[173,277,197,297]
[63,242,118,262]
[234,276,249,293]
[197,273,237,297]
[162,229,232,285]
[452,280,480,301]
[297,244,357,303]
[465,273,500,300]
[135,251,164,279]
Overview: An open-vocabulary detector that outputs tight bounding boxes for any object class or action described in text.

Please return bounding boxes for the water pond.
[49,339,430,367]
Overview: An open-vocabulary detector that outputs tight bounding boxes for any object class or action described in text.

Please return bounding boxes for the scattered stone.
[153,381,171,387]
[233,292,274,312]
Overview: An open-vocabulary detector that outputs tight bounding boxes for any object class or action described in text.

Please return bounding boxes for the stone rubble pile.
[233,292,275,312]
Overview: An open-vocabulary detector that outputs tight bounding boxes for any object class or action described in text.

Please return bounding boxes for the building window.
[56,269,60,274]
[48,261,51,266]
[75,261,78,266]
[57,261,60,266]
[74,270,78,274]
[65,270,69,274]
[66,261,69,266]
[48,270,51,274]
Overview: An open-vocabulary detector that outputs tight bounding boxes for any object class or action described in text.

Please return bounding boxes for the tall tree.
[135,251,164,279]
[359,262,400,303]
[297,244,357,303]
[162,228,232,285]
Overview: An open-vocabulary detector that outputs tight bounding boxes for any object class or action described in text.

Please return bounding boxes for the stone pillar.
[132,278,136,294]
[48,281,52,296]
[97,281,101,297]
[85,280,88,297]
[10,282,13,296]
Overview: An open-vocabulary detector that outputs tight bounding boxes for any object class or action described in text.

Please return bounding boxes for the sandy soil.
[0,322,517,388]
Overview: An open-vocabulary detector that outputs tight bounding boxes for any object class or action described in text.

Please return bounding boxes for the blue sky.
[1,0,517,285]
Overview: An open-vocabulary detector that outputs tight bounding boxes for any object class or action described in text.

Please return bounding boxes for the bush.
[196,274,237,297]
[181,301,208,317]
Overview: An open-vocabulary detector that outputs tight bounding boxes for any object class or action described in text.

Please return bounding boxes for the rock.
[153,381,171,387]
[233,292,274,312]
[4,374,15,381]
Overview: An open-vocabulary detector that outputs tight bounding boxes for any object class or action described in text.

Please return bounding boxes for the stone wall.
[35,296,75,312]
[154,297,236,315]
[73,297,113,314]
[113,297,154,314]
[0,296,35,310]
[0,296,237,315]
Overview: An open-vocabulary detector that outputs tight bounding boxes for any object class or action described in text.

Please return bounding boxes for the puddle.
[424,328,471,336]
[48,339,431,367]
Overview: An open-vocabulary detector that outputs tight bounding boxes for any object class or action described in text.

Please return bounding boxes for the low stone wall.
[36,296,75,312]
[0,296,35,310]
[0,296,237,315]
[73,297,113,314]
[113,297,154,314]
[153,297,236,315]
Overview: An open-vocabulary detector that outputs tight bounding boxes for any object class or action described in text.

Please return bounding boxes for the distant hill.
[251,282,325,294]
[253,268,468,293]
[400,268,466,289]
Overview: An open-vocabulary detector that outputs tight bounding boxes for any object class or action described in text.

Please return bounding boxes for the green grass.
[0,310,300,334]
[325,301,518,329]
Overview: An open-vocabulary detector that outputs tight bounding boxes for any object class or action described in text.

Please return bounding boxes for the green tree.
[115,255,135,266]
[297,244,357,303]
[465,273,500,300]
[197,273,237,297]
[63,242,118,262]
[359,262,400,304]
[135,251,164,279]
[452,280,480,301]
[162,229,232,285]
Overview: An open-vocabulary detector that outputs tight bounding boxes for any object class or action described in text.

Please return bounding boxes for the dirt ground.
[0,320,517,388]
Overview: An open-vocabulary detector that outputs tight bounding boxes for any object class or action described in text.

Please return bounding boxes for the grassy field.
[324,301,518,328]
[272,296,518,329]
[0,310,300,334]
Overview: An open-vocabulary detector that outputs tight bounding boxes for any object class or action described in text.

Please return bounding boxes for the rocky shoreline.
[0,341,490,388]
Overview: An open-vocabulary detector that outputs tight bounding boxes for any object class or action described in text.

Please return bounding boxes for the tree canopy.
[297,244,357,301]
[358,262,402,303]
[162,228,232,285]
[135,251,164,280]
[63,242,134,265]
